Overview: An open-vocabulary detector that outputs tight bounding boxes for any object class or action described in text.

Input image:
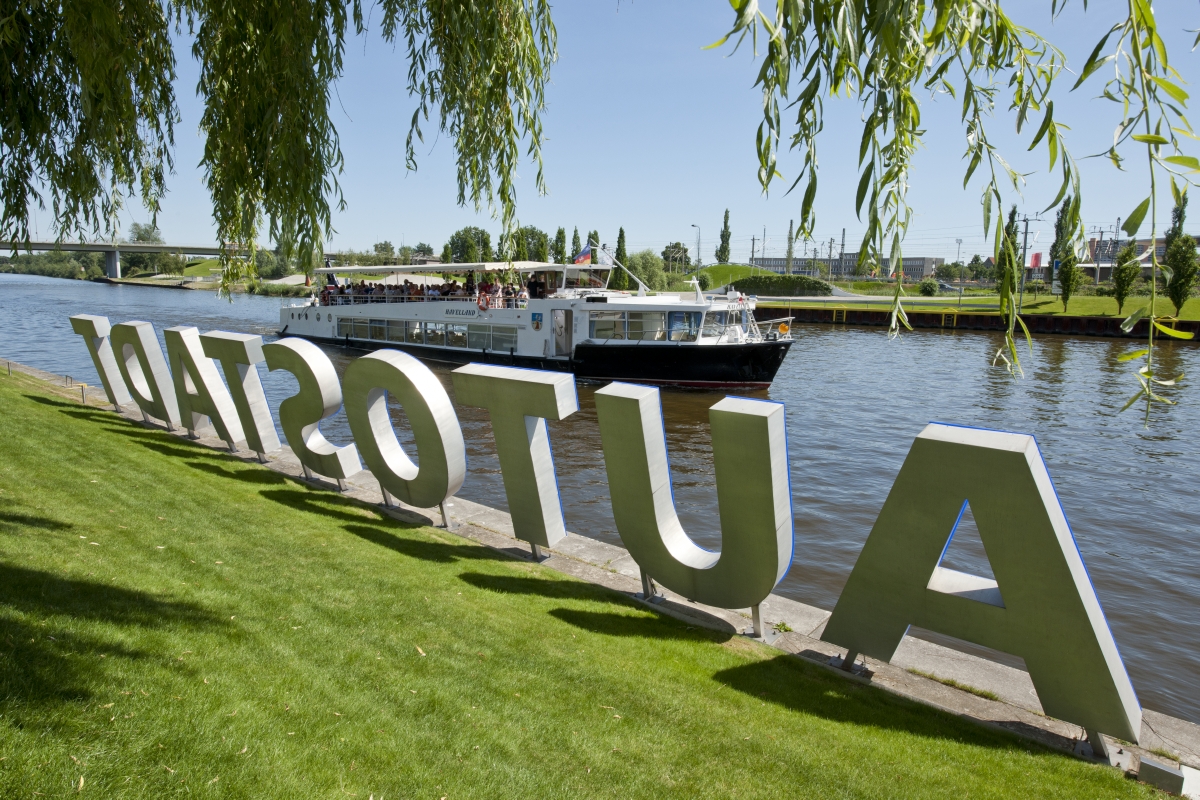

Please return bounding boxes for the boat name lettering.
[445,308,477,317]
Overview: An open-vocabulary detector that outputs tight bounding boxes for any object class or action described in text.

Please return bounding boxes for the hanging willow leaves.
[4,0,555,296]
[0,0,177,245]
[713,0,1075,363]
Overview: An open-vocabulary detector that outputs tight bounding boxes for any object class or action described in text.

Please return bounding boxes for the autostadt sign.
[70,314,1143,746]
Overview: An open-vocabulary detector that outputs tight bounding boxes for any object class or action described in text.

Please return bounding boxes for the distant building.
[412,254,442,266]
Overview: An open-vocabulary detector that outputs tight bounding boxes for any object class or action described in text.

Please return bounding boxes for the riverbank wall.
[3,356,1199,793]
[755,306,1200,340]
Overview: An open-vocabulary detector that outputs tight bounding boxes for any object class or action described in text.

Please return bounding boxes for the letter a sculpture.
[821,423,1141,746]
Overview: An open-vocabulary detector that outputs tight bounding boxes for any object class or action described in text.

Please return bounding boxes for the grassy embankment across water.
[760,294,1200,320]
[0,371,1160,798]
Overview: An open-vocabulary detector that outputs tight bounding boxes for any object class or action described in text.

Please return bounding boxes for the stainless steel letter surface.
[820,423,1141,742]
[69,314,131,407]
[344,350,465,508]
[110,321,180,429]
[594,382,793,609]
[200,331,280,457]
[263,338,361,481]
[164,326,244,447]
[451,364,578,548]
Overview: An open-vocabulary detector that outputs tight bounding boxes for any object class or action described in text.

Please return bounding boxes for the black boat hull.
[290,334,792,389]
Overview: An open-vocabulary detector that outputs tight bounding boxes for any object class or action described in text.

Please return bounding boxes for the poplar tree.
[1112,242,1141,316]
[552,227,567,264]
[1164,193,1198,316]
[715,210,731,264]
[607,227,629,290]
[785,219,795,275]
[571,228,581,261]
[587,230,600,259]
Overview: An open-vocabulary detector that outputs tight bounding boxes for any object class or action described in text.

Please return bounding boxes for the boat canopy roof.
[314,261,611,275]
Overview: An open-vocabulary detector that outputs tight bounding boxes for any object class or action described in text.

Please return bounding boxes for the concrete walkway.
[4,355,1199,795]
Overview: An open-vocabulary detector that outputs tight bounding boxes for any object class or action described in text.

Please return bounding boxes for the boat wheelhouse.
[279,260,792,388]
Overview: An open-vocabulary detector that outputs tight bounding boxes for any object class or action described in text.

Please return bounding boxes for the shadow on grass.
[548,607,728,642]
[713,654,1036,751]
[344,524,505,564]
[0,509,74,532]
[458,571,627,605]
[0,563,221,708]
[260,489,404,525]
[185,460,290,485]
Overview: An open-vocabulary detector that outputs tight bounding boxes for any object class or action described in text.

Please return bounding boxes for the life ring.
[477,293,489,311]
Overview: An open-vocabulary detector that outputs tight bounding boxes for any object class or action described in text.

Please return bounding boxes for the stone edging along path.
[4,357,1199,792]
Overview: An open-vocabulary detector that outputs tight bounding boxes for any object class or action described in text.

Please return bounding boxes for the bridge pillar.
[104,249,121,279]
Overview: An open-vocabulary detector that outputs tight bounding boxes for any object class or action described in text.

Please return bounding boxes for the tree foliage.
[625,249,667,291]
[715,209,731,264]
[1112,242,1141,315]
[447,226,492,263]
[661,242,690,269]
[571,227,581,260]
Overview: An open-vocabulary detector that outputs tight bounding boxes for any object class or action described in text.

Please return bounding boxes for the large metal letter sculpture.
[110,321,180,429]
[344,350,466,508]
[821,423,1141,743]
[594,382,793,610]
[200,331,280,459]
[69,314,132,408]
[263,338,361,483]
[451,364,578,549]
[163,326,244,448]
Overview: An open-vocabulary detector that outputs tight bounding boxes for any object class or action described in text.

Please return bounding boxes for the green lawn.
[0,373,1157,798]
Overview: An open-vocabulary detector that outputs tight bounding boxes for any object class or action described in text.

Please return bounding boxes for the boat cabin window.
[589,311,626,340]
[491,325,518,352]
[627,312,666,341]
[667,311,701,342]
[702,311,729,338]
[446,323,468,348]
[467,324,490,350]
[565,268,608,290]
[424,322,445,346]
[405,321,423,344]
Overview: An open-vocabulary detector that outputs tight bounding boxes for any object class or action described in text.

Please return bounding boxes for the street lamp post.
[956,238,963,310]
[691,224,701,273]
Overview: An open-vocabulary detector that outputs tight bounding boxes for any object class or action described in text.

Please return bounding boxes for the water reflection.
[2,274,1199,724]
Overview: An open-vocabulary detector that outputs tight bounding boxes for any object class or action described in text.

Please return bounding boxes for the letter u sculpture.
[594,383,793,610]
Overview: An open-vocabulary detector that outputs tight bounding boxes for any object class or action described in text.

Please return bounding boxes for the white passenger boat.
[279,261,793,388]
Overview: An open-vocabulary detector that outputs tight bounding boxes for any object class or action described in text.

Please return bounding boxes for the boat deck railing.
[319,292,528,310]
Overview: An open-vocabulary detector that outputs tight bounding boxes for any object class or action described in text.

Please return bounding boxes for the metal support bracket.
[439,502,454,530]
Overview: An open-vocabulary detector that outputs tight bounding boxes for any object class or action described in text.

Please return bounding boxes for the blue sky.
[92,1,1200,265]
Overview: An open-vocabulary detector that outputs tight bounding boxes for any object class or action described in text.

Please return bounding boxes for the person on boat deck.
[466,272,476,295]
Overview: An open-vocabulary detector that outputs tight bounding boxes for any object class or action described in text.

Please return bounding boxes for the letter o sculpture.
[343,350,466,509]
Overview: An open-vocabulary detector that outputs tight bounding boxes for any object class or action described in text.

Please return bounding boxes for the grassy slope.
[183,259,220,278]
[0,374,1154,798]
[694,264,758,287]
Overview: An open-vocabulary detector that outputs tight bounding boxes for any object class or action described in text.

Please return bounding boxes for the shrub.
[697,272,712,290]
[917,278,938,297]
[730,274,832,296]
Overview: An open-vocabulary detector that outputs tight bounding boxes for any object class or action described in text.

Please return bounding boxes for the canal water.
[3,274,1198,724]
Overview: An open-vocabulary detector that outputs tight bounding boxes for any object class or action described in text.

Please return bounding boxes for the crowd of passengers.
[320,275,529,307]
